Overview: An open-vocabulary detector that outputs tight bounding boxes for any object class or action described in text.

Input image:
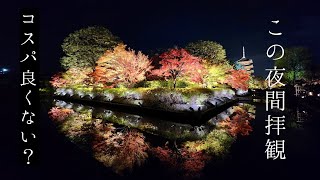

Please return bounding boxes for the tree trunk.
[173,78,177,88]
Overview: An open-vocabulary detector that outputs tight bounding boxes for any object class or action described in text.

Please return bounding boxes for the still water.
[39,96,320,180]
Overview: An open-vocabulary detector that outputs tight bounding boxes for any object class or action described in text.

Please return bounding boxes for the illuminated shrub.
[136,79,199,88]
[54,88,66,95]
[102,91,115,101]
[123,90,142,100]
[75,89,85,98]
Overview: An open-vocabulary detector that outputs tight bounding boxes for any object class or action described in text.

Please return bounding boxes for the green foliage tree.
[275,47,312,84]
[185,40,227,64]
[204,61,233,88]
[249,76,267,89]
[60,26,121,70]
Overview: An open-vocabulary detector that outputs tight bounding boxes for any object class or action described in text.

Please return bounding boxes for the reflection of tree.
[48,107,74,122]
[93,123,149,174]
[59,111,93,144]
[48,103,255,176]
[49,108,94,150]
[184,129,234,156]
[218,107,253,137]
[151,145,210,178]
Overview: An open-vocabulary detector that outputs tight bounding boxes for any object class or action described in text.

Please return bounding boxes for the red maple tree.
[151,48,205,88]
[224,69,250,90]
[50,73,67,88]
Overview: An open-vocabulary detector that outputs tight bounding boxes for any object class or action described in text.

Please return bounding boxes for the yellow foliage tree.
[62,67,93,86]
[204,62,233,88]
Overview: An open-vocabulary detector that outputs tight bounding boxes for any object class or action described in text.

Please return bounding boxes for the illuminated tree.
[249,76,267,89]
[204,62,233,88]
[49,67,92,88]
[151,48,205,88]
[93,44,153,87]
[275,47,312,84]
[63,67,93,86]
[60,26,121,70]
[50,73,67,88]
[224,69,250,90]
[185,40,227,64]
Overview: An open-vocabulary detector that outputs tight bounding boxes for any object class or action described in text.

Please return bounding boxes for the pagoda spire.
[242,46,246,59]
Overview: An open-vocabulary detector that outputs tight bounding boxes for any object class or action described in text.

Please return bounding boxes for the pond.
[39,94,320,179]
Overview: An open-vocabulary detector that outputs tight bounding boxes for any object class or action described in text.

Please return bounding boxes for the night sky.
[3,0,320,77]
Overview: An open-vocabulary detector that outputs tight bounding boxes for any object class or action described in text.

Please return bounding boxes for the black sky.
[3,0,320,77]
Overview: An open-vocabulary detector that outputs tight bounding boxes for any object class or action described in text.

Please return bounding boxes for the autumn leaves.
[52,26,251,90]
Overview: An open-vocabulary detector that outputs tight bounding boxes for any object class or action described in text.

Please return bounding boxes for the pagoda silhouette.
[235,46,254,75]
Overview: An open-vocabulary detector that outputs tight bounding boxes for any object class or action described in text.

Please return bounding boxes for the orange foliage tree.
[151,48,205,88]
[113,130,149,171]
[218,108,253,137]
[92,44,153,87]
[50,67,92,88]
[224,69,250,90]
[63,67,93,86]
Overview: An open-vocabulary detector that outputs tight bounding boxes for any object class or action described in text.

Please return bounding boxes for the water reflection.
[282,106,310,129]
[48,100,256,178]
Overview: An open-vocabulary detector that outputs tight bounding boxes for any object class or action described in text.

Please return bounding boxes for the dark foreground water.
[2,83,320,180]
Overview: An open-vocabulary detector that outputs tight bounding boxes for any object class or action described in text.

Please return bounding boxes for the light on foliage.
[224,69,250,90]
[185,40,227,65]
[204,62,233,88]
[92,44,153,88]
[151,48,205,88]
[60,26,121,70]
